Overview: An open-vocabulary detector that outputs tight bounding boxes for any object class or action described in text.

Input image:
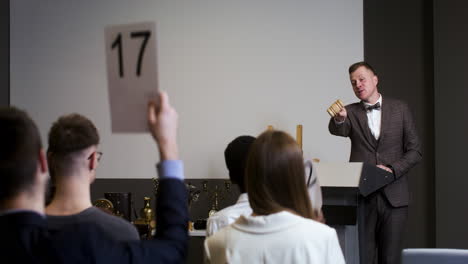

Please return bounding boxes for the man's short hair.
[348,61,377,75]
[224,135,255,193]
[47,114,99,176]
[0,107,42,201]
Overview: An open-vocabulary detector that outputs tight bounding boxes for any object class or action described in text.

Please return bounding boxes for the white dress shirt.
[206,193,252,237]
[363,94,382,140]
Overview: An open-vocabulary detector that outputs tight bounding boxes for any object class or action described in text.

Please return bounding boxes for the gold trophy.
[186,182,201,231]
[203,180,232,218]
[93,198,114,215]
[133,197,156,239]
[327,99,345,117]
[140,197,155,222]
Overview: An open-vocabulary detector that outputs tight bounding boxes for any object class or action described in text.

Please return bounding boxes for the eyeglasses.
[88,151,103,162]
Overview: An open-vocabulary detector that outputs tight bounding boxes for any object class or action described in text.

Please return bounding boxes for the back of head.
[47,114,99,177]
[224,135,255,193]
[245,130,314,219]
[0,107,42,201]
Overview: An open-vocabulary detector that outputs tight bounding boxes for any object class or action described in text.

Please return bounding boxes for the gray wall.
[0,0,8,106]
[434,0,468,248]
[364,0,435,247]
[9,0,363,180]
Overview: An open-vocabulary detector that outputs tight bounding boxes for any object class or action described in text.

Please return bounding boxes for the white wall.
[10,0,363,178]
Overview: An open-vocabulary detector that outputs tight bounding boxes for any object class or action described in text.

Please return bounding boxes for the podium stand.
[313,162,394,264]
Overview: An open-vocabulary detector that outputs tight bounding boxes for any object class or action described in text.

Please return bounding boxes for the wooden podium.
[313,162,394,264]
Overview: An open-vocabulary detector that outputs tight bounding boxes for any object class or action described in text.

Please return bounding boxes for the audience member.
[206,135,255,236]
[204,130,345,264]
[0,92,189,263]
[45,113,139,241]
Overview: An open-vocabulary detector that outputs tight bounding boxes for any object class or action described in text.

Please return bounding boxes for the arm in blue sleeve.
[157,160,184,180]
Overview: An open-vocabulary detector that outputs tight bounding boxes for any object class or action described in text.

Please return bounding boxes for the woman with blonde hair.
[204,130,345,263]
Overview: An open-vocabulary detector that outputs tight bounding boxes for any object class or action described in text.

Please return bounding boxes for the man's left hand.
[377,164,393,174]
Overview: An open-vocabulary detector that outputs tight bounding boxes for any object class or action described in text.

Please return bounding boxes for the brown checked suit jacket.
[329,97,422,207]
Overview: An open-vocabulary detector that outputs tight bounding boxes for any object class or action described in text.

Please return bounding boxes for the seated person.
[0,92,189,263]
[204,130,345,264]
[206,135,255,236]
[45,113,139,241]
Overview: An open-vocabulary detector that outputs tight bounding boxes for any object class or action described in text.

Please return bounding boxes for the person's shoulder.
[50,222,127,262]
[206,206,235,236]
[0,213,56,264]
[212,195,251,218]
[82,207,140,240]
[341,102,363,117]
[383,97,408,107]
[0,211,49,239]
[46,211,82,230]
[345,102,363,111]
[296,217,338,237]
[204,224,233,261]
[210,204,240,219]
[90,207,133,227]
[206,223,232,243]
[51,220,107,243]
[208,208,228,223]
[383,97,412,114]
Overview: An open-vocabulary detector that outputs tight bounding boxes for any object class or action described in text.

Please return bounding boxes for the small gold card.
[327,99,345,117]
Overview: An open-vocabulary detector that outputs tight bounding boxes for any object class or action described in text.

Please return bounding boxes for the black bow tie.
[365,102,381,111]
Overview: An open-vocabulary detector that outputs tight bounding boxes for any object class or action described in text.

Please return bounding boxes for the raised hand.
[147,91,179,160]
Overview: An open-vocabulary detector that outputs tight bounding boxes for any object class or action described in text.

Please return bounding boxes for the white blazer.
[206,193,252,237]
[204,211,345,264]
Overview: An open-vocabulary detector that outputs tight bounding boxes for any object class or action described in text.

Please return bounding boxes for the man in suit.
[0,91,188,263]
[329,62,422,264]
